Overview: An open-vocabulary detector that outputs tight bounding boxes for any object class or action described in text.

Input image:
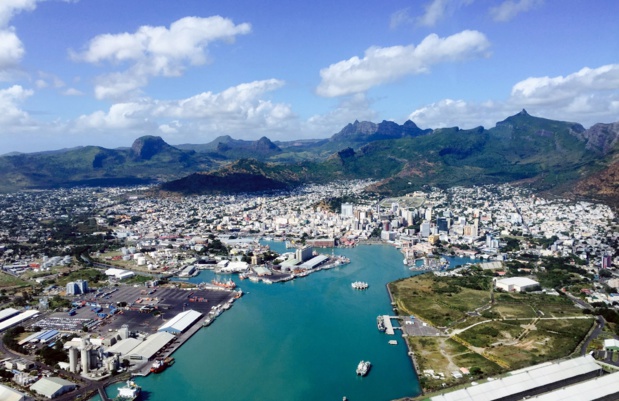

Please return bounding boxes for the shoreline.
[385,281,423,397]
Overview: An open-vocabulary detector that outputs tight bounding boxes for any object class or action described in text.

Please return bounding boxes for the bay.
[94,244,481,401]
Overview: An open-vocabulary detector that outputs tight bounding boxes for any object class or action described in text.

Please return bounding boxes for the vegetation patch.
[0,271,29,288]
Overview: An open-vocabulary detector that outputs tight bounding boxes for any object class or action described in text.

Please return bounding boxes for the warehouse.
[0,308,20,323]
[299,254,328,270]
[428,355,602,401]
[0,383,27,401]
[526,371,619,400]
[30,377,76,399]
[104,337,142,356]
[0,310,39,333]
[158,310,203,334]
[125,331,175,361]
[494,277,540,292]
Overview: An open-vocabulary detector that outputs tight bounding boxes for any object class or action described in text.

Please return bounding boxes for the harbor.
[92,243,423,401]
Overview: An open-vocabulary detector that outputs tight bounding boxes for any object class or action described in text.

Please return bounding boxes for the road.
[580,315,605,356]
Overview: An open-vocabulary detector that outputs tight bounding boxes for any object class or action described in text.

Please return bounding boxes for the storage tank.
[69,347,78,373]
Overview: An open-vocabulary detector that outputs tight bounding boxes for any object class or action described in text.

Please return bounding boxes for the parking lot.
[31,285,236,336]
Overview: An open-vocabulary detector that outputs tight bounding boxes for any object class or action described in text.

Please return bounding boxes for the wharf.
[383,315,395,335]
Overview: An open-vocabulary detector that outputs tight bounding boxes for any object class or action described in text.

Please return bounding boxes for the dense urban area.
[1,181,619,400]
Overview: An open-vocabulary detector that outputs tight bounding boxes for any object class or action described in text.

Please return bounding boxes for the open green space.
[0,271,29,288]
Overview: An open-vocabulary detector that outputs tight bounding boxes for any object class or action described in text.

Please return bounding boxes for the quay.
[382,315,395,335]
[98,387,110,401]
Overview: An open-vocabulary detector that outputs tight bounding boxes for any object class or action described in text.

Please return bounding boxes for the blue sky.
[1,0,618,153]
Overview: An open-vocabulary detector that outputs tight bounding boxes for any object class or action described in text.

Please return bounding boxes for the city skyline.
[1,0,618,153]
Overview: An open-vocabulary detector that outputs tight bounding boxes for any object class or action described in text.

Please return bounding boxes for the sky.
[1,0,619,153]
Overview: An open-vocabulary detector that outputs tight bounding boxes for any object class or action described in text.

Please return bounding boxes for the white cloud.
[62,87,83,96]
[317,30,490,97]
[490,0,543,22]
[408,64,619,128]
[417,0,473,27]
[0,0,37,28]
[72,16,252,100]
[74,79,294,139]
[305,94,377,136]
[0,28,24,73]
[390,8,414,29]
[0,84,33,126]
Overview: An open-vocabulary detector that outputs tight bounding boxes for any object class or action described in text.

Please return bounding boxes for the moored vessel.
[150,359,166,373]
[115,380,141,400]
[356,360,371,376]
[211,279,236,289]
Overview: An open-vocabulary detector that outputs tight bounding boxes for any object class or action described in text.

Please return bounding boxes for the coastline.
[385,281,423,397]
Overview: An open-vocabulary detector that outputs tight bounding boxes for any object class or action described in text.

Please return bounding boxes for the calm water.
[94,244,481,401]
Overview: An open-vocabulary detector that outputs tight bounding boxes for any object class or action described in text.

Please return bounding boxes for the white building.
[495,277,540,292]
[30,377,76,399]
[0,383,28,401]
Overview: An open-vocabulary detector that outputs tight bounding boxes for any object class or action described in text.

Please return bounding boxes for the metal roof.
[158,310,202,333]
[126,331,175,360]
[526,371,619,400]
[0,308,20,322]
[429,356,601,401]
[105,338,141,356]
[0,383,26,401]
[300,254,328,269]
[0,310,39,332]
[30,377,76,398]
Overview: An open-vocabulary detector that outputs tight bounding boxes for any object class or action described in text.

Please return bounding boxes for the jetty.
[382,315,395,335]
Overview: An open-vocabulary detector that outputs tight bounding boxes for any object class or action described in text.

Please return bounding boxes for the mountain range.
[1,110,618,204]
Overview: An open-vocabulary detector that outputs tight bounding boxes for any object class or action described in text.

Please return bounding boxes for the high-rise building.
[341,203,353,218]
[420,221,431,238]
[437,217,449,233]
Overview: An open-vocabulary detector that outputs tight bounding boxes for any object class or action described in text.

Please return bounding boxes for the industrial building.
[427,355,602,401]
[0,308,20,323]
[126,331,175,361]
[0,383,27,401]
[526,371,619,400]
[157,309,203,334]
[0,310,39,333]
[30,377,76,399]
[299,254,328,270]
[66,280,88,295]
[494,277,540,292]
[104,268,135,280]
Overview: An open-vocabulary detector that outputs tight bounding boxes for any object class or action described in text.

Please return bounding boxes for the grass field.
[392,273,595,392]
[0,271,29,288]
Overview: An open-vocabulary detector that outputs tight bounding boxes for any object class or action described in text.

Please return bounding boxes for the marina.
[91,243,457,401]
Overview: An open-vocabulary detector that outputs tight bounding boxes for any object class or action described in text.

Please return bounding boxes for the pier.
[382,315,395,335]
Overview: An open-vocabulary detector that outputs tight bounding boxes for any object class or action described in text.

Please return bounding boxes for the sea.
[93,242,481,401]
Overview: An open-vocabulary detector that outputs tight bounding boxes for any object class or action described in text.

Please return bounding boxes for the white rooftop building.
[157,310,202,334]
[494,277,539,292]
[0,383,27,401]
[30,377,76,399]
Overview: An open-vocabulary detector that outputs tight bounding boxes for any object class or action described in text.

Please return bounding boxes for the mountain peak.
[131,136,172,160]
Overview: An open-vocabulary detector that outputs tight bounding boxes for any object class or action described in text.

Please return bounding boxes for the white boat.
[115,380,141,400]
[356,360,371,376]
[388,340,398,345]
[351,281,369,290]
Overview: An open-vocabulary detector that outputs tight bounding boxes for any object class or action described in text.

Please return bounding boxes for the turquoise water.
[94,244,481,401]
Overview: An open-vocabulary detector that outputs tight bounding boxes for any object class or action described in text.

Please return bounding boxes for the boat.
[211,279,236,289]
[115,380,141,400]
[377,316,386,332]
[150,358,166,373]
[164,356,175,366]
[356,360,371,376]
[388,340,398,345]
[351,281,369,290]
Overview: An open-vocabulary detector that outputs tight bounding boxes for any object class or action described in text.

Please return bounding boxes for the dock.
[382,315,395,335]
[98,387,110,401]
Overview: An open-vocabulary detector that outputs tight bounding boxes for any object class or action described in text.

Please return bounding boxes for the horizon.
[0,0,618,153]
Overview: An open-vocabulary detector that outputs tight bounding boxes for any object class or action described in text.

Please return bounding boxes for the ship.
[356,360,371,376]
[115,380,141,400]
[150,358,166,373]
[351,281,369,290]
[377,316,386,332]
[211,279,236,289]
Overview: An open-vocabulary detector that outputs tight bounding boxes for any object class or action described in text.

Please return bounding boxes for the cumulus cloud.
[74,79,294,139]
[72,16,252,100]
[0,28,25,72]
[490,0,543,22]
[305,93,377,136]
[317,30,490,97]
[0,0,37,28]
[62,87,83,96]
[408,64,619,129]
[0,84,33,125]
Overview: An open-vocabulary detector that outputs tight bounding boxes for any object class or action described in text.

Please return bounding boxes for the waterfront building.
[0,383,27,401]
[158,310,203,334]
[30,377,76,399]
